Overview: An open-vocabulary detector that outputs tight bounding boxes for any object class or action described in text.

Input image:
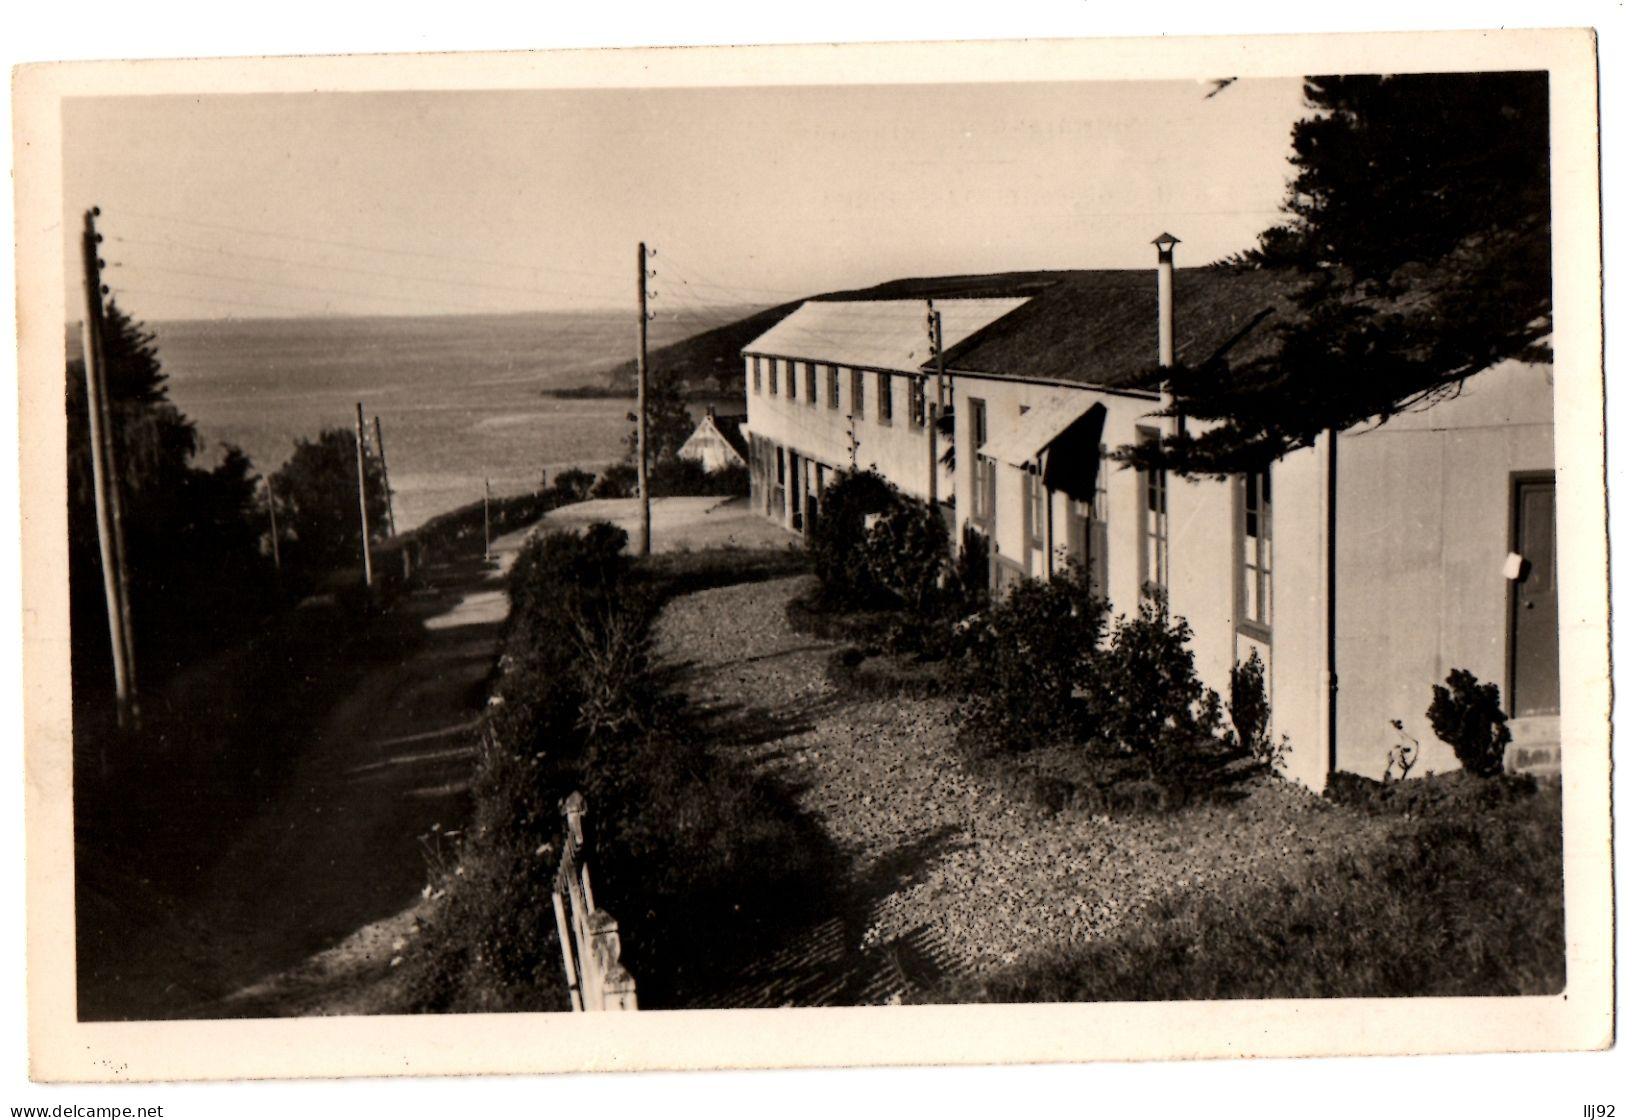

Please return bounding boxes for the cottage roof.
[678,411,748,470]
[743,298,1030,374]
[708,412,750,459]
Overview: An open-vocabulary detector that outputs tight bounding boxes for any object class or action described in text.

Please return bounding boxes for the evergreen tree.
[1129,72,1552,474]
[624,371,695,468]
[269,428,391,577]
[67,302,274,689]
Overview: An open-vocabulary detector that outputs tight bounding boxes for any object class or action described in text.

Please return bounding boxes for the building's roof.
[743,298,1030,374]
[941,266,1308,387]
[739,268,1309,389]
[678,412,748,469]
[709,412,749,459]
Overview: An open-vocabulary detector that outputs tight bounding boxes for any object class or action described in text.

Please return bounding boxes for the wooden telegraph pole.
[80,207,139,728]
[373,415,397,537]
[355,402,373,587]
[484,477,493,561]
[265,477,283,574]
[927,301,946,409]
[636,242,652,557]
[925,303,946,510]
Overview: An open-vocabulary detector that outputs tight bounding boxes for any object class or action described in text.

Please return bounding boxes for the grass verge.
[921,775,1562,1001]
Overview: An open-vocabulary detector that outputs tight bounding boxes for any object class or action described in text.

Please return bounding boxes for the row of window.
[965,399,1272,632]
[749,354,934,428]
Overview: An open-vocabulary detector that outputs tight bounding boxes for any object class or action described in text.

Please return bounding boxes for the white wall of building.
[948,372,1163,609]
[744,332,1556,793]
[1328,357,1555,780]
[744,356,942,529]
[1266,357,1555,787]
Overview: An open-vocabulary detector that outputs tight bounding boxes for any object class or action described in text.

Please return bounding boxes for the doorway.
[1508,473,1558,717]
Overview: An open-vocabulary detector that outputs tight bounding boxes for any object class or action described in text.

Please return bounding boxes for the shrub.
[808,469,902,608]
[1228,649,1289,771]
[590,463,638,499]
[1083,587,1223,763]
[859,497,952,616]
[1427,668,1512,778]
[552,467,597,502]
[956,566,1109,753]
[955,524,992,612]
[954,580,1245,807]
[648,458,750,498]
[805,467,964,626]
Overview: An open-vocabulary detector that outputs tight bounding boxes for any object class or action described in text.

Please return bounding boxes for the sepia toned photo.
[13,27,1611,1083]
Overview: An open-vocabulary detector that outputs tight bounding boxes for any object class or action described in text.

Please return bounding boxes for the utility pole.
[484,477,492,562]
[926,402,939,506]
[355,402,373,588]
[265,477,282,575]
[926,303,946,511]
[636,242,652,557]
[79,207,138,729]
[926,302,946,410]
[373,415,397,537]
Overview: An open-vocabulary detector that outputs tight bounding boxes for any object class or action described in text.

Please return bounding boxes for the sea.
[139,311,728,532]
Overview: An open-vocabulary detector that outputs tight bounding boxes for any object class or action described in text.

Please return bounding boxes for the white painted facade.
[742,294,1557,790]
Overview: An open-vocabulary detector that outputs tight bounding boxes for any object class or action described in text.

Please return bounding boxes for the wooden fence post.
[553,791,637,1012]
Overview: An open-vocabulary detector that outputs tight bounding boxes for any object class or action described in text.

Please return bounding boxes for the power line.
[107,261,518,315]
[108,234,605,302]
[106,282,353,317]
[114,207,624,281]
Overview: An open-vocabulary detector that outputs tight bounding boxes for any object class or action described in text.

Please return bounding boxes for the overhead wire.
[114,207,624,281]
[107,233,609,303]
[105,283,354,318]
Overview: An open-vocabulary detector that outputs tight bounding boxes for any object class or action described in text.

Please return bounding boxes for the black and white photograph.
[8,17,1614,1111]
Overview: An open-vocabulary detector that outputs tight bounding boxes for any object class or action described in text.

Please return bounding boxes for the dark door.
[1510,476,1559,716]
[789,454,802,531]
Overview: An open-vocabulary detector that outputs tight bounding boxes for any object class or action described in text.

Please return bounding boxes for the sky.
[61,78,1308,320]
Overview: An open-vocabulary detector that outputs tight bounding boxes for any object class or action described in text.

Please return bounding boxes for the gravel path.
[651,574,1392,1005]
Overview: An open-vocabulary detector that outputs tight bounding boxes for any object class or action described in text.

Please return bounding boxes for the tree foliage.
[806,469,910,609]
[624,371,695,469]
[67,302,274,684]
[269,427,390,577]
[1125,72,1552,475]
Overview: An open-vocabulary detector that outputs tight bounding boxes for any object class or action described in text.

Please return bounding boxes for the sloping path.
[76,531,531,1020]
[73,496,798,1020]
[187,498,795,1017]
[650,575,1391,1007]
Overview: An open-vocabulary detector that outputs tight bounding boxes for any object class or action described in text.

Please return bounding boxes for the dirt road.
[75,496,795,1019]
[75,528,532,1019]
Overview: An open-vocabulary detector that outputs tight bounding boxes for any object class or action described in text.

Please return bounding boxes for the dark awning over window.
[980,392,1107,501]
[1042,402,1107,501]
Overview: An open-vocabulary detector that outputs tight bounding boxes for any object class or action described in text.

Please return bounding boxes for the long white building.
[741,243,1559,789]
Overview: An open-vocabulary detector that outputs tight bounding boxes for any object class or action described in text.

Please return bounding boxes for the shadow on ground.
[74,545,517,1021]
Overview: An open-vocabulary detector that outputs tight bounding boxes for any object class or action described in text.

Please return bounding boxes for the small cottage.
[677,407,748,473]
